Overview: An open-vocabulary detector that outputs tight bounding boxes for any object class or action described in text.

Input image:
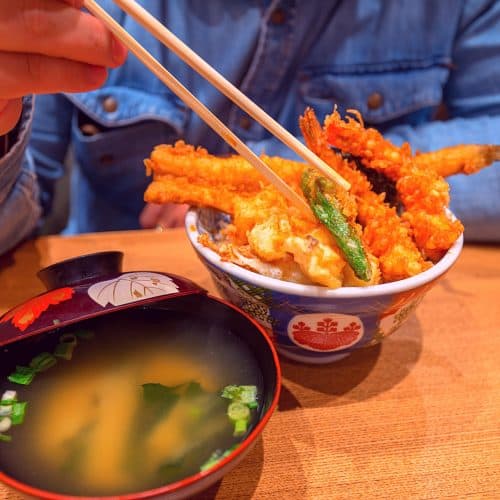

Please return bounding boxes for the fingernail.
[111,36,128,66]
[87,65,108,86]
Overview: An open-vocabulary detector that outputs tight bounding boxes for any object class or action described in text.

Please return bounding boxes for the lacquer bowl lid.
[0,251,206,348]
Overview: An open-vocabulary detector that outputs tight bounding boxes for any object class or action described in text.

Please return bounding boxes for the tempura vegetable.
[301,169,371,281]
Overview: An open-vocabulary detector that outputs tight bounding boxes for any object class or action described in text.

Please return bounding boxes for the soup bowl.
[185,208,464,364]
[0,251,280,499]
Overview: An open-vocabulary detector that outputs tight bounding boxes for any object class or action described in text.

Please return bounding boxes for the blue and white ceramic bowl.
[186,208,463,364]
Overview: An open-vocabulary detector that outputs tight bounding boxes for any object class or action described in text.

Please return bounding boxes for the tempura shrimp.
[300,108,430,281]
[325,109,463,261]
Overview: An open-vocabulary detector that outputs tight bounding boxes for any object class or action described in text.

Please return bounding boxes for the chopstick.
[112,0,351,192]
[83,0,312,215]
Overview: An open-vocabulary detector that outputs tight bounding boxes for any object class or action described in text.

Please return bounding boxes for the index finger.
[0,1,127,69]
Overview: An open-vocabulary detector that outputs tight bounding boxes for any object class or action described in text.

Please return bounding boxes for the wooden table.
[1,230,499,499]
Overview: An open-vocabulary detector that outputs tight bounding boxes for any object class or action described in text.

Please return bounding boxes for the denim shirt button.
[270,8,286,25]
[367,92,384,110]
[80,123,100,136]
[102,96,119,113]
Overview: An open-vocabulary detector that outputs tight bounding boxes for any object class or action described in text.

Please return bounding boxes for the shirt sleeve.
[28,93,73,217]
[0,97,42,255]
[383,0,500,242]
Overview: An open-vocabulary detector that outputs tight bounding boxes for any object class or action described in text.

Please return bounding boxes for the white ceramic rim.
[185,209,464,299]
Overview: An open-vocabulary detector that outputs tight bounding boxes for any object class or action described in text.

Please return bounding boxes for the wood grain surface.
[0,229,499,499]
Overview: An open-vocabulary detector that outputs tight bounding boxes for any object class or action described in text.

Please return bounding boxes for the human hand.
[0,0,127,135]
[140,203,190,230]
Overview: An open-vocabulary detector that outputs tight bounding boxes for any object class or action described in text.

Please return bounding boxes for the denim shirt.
[1,0,499,255]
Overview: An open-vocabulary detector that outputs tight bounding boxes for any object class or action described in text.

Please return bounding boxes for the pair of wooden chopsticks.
[83,0,350,214]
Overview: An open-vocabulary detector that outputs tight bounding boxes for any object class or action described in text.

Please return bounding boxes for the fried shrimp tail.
[414,144,500,177]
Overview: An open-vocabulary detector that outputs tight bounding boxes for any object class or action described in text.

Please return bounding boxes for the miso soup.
[0,307,265,496]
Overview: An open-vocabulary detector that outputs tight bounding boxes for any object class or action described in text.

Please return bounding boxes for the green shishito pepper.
[301,169,371,282]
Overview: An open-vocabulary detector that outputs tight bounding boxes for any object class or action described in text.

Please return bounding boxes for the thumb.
[0,99,23,136]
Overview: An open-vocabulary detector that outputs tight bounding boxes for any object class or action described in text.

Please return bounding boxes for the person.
[1,0,499,256]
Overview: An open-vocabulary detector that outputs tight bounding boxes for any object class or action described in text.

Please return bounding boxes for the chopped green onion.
[221,385,258,436]
[0,392,16,415]
[221,385,240,400]
[200,450,223,471]
[0,390,27,438]
[238,386,258,405]
[29,352,57,372]
[0,405,12,417]
[54,340,77,360]
[227,402,250,437]
[233,419,248,436]
[1,391,17,401]
[0,433,12,442]
[10,402,27,425]
[0,417,12,433]
[200,445,239,471]
[1,391,17,415]
[8,366,35,385]
[227,402,250,421]
[221,385,258,405]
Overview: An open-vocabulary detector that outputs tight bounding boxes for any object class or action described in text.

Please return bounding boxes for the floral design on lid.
[87,272,180,307]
